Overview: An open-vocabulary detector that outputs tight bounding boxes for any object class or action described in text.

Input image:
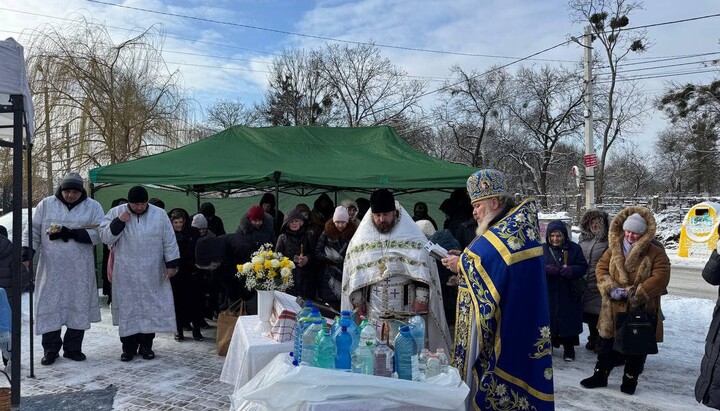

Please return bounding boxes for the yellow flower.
[253,262,263,272]
[268,269,277,278]
[264,260,273,269]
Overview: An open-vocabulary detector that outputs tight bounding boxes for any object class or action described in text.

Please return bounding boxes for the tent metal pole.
[273,171,281,225]
[10,94,23,407]
[25,111,35,379]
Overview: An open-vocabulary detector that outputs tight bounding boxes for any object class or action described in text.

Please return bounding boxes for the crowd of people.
[2,166,700,409]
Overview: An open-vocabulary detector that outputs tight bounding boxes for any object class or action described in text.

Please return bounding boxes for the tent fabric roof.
[89,125,477,192]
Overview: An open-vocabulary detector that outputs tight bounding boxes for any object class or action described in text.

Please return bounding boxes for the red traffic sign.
[583,154,597,168]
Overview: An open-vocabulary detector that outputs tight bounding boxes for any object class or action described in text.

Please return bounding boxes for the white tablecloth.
[220,315,293,391]
[230,353,469,411]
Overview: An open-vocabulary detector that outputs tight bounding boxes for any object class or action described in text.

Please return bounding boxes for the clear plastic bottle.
[332,310,359,351]
[408,313,426,354]
[352,341,375,375]
[334,325,353,371]
[418,348,431,372]
[373,340,394,377]
[425,354,440,378]
[394,325,418,381]
[301,319,325,366]
[293,302,314,364]
[358,319,377,353]
[295,307,322,364]
[435,348,449,373]
[314,326,336,369]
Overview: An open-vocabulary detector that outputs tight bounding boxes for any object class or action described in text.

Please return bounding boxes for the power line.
[84,0,577,62]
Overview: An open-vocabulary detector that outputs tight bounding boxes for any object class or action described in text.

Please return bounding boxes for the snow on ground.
[554,295,712,410]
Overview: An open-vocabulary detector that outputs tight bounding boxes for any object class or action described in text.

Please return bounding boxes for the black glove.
[49,226,74,242]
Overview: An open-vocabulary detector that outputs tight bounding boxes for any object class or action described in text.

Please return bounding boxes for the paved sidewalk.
[11,294,233,410]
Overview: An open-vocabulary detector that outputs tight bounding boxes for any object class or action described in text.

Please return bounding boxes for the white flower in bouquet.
[236,243,294,292]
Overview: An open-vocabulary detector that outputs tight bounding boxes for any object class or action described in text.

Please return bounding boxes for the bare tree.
[653,125,691,192]
[433,65,511,167]
[569,0,650,203]
[260,48,335,126]
[205,98,262,131]
[318,43,426,127]
[603,143,654,197]
[505,65,585,205]
[26,16,189,176]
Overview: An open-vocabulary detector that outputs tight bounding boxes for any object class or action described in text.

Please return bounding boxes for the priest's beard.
[373,217,397,234]
[475,213,495,237]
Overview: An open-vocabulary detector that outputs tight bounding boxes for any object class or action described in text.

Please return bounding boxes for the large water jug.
[332,310,358,351]
[293,302,314,363]
[408,313,425,354]
[301,319,325,366]
[314,326,336,369]
[334,325,352,371]
[296,307,322,364]
[394,325,418,380]
[373,340,394,377]
[352,341,374,375]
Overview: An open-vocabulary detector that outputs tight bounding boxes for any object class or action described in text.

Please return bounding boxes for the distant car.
[0,208,35,241]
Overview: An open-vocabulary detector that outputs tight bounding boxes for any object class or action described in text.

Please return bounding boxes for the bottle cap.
[305,301,313,307]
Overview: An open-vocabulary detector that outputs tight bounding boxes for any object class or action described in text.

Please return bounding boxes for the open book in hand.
[424,240,449,261]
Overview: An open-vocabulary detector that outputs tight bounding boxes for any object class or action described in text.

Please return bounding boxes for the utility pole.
[583,25,596,210]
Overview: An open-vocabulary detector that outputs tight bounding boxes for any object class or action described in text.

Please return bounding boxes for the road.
[667,264,717,300]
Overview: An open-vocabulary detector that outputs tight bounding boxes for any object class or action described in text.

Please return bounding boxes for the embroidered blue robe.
[452,199,554,410]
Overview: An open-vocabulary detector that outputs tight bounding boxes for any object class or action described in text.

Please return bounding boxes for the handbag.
[216,299,247,356]
[613,306,658,356]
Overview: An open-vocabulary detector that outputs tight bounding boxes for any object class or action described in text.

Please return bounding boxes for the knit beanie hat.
[0,225,7,238]
[416,220,436,239]
[622,213,648,235]
[333,206,349,222]
[370,189,395,213]
[60,172,84,192]
[247,205,265,221]
[191,214,208,229]
[127,186,149,203]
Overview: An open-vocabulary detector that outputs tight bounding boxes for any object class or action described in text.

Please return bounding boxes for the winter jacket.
[696,249,720,408]
[543,220,588,339]
[595,206,671,342]
[0,234,13,290]
[579,209,610,316]
[275,209,315,299]
[314,219,357,303]
[200,202,226,235]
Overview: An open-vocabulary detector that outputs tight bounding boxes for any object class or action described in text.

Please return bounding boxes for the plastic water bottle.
[435,348,449,373]
[314,326,336,369]
[418,348,431,371]
[425,354,440,378]
[408,313,426,354]
[352,341,374,375]
[373,340,394,377]
[301,320,325,366]
[333,310,358,351]
[359,319,377,353]
[394,325,418,380]
[293,302,314,364]
[335,325,352,371]
[296,307,322,364]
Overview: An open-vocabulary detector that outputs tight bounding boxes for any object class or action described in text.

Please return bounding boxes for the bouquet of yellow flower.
[236,243,295,292]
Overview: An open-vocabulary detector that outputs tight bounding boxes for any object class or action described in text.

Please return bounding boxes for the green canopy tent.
[88,125,477,196]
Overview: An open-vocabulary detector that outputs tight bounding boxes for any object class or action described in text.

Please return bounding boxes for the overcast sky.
[2,0,719,146]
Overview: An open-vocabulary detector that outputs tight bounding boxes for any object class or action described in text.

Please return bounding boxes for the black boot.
[192,326,204,342]
[580,367,610,389]
[621,373,638,395]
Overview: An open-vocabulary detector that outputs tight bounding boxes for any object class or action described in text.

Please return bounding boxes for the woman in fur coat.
[580,206,670,395]
[579,209,610,352]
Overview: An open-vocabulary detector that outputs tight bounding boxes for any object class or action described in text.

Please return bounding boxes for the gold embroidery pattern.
[347,239,425,255]
[483,376,538,411]
[452,286,473,375]
[530,326,552,360]
[493,201,540,251]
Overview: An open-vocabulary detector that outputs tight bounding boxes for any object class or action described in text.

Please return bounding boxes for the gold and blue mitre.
[466,169,507,203]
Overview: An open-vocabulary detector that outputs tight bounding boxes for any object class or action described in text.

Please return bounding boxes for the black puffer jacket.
[696,249,720,408]
[0,233,13,290]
